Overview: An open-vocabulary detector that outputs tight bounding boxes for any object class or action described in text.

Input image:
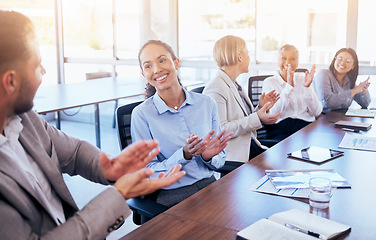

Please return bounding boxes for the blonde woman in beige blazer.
[204,35,280,172]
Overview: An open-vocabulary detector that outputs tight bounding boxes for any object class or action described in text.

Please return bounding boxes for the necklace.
[172,91,185,110]
[173,99,181,110]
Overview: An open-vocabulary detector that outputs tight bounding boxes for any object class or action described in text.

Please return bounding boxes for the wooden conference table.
[33,78,144,148]
[121,110,376,240]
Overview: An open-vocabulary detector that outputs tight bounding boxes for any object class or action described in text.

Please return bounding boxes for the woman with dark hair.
[138,40,184,99]
[313,48,371,112]
[131,40,232,207]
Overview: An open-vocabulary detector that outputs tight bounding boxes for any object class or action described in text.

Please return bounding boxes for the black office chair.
[116,101,169,225]
[248,75,273,108]
[248,75,280,148]
[116,101,143,149]
[86,71,118,128]
[295,68,309,73]
[190,86,205,93]
[248,71,307,105]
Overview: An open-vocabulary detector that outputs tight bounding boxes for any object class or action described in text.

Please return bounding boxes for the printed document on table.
[250,175,310,199]
[265,169,350,189]
[339,133,376,152]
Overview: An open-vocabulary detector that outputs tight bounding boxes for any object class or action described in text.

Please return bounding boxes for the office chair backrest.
[295,68,309,73]
[116,101,143,150]
[190,86,205,94]
[248,75,272,108]
[116,100,170,226]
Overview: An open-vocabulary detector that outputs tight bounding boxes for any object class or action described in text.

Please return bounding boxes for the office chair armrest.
[257,126,280,148]
[126,197,169,219]
[259,139,280,148]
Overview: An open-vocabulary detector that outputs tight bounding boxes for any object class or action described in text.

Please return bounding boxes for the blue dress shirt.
[131,88,226,190]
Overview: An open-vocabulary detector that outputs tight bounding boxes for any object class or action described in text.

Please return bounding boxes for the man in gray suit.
[0,10,185,239]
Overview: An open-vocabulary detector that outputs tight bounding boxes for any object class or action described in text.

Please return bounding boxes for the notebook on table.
[334,120,372,131]
[237,209,351,240]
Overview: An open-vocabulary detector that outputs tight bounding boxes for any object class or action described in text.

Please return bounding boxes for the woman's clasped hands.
[283,64,316,88]
[183,129,233,161]
[358,76,370,94]
[351,76,370,96]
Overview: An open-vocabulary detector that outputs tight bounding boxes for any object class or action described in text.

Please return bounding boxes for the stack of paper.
[265,169,351,189]
[345,109,376,118]
[339,133,376,152]
[250,175,311,198]
[250,169,350,199]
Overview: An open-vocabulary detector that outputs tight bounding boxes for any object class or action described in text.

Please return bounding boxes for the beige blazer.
[203,70,264,162]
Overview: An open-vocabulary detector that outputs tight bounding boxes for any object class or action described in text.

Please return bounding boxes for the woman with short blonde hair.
[204,35,280,174]
[213,35,247,67]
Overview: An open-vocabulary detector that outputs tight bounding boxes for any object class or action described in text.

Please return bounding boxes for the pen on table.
[342,128,360,133]
[285,223,324,239]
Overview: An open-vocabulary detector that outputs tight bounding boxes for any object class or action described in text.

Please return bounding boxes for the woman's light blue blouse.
[131,88,226,190]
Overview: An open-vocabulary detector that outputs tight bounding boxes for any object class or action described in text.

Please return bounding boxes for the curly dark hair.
[329,48,359,88]
[138,40,182,99]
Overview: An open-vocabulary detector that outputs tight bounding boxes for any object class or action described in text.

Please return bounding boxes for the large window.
[115,1,141,59]
[1,0,375,87]
[62,0,113,83]
[62,0,174,84]
[179,0,256,60]
[357,0,376,66]
[256,0,347,65]
[178,0,256,83]
[62,0,113,59]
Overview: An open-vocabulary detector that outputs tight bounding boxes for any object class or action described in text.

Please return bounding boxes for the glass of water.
[309,177,332,209]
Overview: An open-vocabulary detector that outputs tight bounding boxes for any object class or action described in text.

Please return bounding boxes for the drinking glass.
[309,177,332,209]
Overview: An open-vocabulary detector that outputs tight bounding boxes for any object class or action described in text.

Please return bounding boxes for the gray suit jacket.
[0,110,130,240]
[203,70,264,162]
